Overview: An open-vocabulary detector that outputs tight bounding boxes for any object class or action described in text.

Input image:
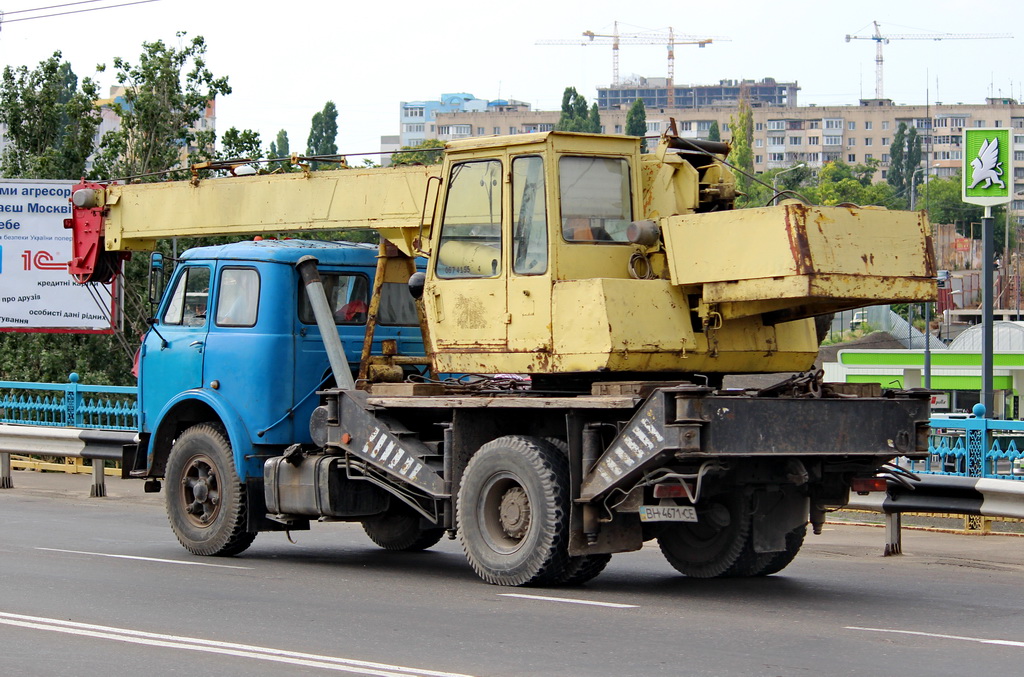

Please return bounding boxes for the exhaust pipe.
[295,256,356,390]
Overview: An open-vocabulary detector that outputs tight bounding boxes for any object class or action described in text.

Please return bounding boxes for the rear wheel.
[165,423,255,557]
[735,524,807,577]
[362,504,445,551]
[657,494,749,578]
[457,436,570,586]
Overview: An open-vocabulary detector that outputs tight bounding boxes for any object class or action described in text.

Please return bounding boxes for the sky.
[0,0,1021,161]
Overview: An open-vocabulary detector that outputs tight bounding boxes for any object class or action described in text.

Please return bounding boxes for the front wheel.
[165,423,256,557]
[457,436,570,586]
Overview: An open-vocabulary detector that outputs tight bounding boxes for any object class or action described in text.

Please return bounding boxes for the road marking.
[0,612,475,677]
[499,593,637,608]
[35,548,254,570]
[846,626,1024,648]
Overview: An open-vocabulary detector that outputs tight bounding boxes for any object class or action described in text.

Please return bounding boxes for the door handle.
[189,341,204,348]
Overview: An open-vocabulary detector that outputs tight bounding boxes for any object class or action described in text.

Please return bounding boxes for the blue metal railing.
[918,404,1024,480]
[0,373,138,431]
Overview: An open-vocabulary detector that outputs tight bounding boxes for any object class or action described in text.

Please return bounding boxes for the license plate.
[638,505,698,522]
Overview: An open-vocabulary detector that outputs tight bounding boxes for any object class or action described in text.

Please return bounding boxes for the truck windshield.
[558,156,632,243]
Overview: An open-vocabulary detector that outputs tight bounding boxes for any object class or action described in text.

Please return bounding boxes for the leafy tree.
[556,87,592,132]
[625,97,647,152]
[390,138,444,166]
[306,100,338,170]
[91,33,231,180]
[0,52,100,180]
[707,120,720,142]
[587,103,602,134]
[886,123,922,200]
[803,160,902,208]
[267,129,292,171]
[729,97,755,205]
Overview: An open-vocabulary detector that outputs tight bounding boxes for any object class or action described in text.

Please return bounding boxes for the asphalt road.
[2,470,1023,677]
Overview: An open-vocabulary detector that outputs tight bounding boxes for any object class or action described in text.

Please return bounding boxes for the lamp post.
[909,167,923,211]
[772,163,806,205]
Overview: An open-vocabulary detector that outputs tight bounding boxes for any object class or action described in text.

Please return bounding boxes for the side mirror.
[408,272,426,300]
[148,252,166,307]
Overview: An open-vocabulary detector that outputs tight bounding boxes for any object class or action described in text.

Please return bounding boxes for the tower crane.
[537,22,726,107]
[845,21,1012,100]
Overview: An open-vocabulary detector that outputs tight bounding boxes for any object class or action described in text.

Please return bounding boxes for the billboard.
[962,128,1012,207]
[0,179,117,333]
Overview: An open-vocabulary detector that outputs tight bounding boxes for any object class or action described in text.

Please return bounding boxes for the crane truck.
[65,129,935,586]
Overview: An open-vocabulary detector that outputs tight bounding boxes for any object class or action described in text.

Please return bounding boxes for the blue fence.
[917,404,1024,480]
[0,373,138,431]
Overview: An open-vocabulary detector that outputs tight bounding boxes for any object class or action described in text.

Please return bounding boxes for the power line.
[0,0,159,26]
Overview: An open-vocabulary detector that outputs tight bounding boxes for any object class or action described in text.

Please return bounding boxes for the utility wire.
[0,0,159,25]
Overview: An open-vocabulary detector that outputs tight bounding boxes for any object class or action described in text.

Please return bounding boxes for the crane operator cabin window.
[436,160,503,279]
[559,156,632,243]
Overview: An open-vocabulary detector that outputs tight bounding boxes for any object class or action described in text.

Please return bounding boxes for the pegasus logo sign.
[968,137,1005,190]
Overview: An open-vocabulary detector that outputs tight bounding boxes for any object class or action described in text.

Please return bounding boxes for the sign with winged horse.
[963,128,1012,206]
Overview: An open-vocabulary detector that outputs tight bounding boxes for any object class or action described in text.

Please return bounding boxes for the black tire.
[165,423,256,557]
[746,524,806,577]
[457,435,571,586]
[362,504,445,551]
[542,438,611,586]
[657,494,750,578]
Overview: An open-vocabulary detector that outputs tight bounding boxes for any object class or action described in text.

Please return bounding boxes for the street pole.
[924,300,932,388]
[982,206,994,417]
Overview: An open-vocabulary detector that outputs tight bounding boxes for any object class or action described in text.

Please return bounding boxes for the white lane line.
[35,548,254,570]
[0,612,475,677]
[846,626,1024,648]
[499,593,637,609]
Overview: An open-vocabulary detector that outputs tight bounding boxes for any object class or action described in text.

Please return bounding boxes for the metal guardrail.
[0,372,138,431]
[0,424,137,497]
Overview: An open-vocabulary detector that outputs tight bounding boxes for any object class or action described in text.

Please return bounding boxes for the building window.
[824,136,842,145]
[848,121,856,130]
[755,122,764,131]
[767,120,785,130]
[848,153,856,163]
[865,153,873,160]
[680,121,692,131]
[477,127,485,135]
[824,119,843,129]
[405,123,424,133]
[755,155,763,164]
[722,122,730,132]
[438,126,450,135]
[755,139,763,147]
[865,121,873,130]
[769,153,784,162]
[881,137,890,146]
[809,120,820,129]
[864,138,873,146]
[807,152,820,163]
[768,136,785,146]
[1015,151,1024,162]
[847,138,856,147]
[882,121,890,130]
[975,120,986,127]
[614,124,623,133]
[403,106,424,118]
[493,127,501,135]
[789,136,802,145]
[509,127,517,134]
[808,136,820,145]
[697,121,712,131]
[950,117,966,128]
[882,153,890,163]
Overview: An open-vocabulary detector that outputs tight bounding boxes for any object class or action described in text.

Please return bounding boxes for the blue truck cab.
[134,239,424,484]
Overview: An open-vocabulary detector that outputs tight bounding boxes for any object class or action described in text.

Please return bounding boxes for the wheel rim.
[668,501,734,562]
[478,472,532,554]
[178,453,221,528]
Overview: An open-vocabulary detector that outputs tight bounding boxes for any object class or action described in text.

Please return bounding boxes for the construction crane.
[845,21,1012,100]
[537,22,725,107]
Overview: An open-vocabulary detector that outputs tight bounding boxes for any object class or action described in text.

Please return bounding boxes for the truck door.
[506,154,552,354]
[425,159,508,354]
[140,264,211,431]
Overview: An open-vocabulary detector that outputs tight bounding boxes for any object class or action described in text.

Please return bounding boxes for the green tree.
[729,97,755,205]
[390,138,444,166]
[268,129,291,171]
[625,97,647,152]
[707,120,721,142]
[887,123,906,194]
[92,33,231,180]
[587,102,602,134]
[555,87,591,132]
[0,52,100,179]
[306,100,339,170]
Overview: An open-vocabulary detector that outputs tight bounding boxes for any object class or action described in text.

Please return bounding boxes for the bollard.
[0,451,11,489]
[883,512,902,556]
[89,458,106,498]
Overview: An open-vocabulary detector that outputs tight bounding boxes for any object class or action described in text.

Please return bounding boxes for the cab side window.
[298,273,370,325]
[215,267,260,327]
[436,160,503,279]
[512,155,548,275]
[162,266,210,328]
